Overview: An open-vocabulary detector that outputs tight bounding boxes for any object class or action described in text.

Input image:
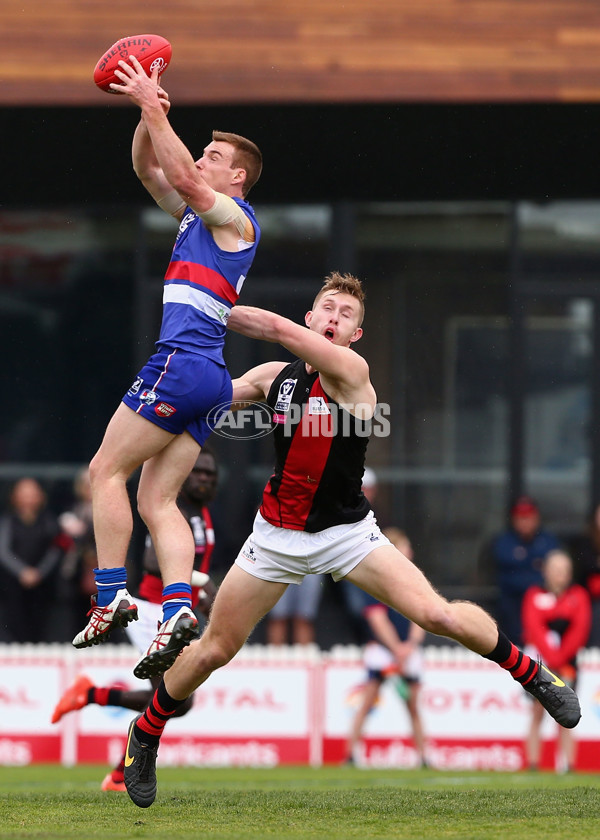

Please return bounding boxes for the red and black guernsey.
[260,358,371,532]
[138,500,214,607]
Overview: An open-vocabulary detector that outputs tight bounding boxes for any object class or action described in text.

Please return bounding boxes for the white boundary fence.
[2,643,600,771]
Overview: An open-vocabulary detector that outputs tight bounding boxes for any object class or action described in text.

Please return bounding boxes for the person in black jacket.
[0,477,64,641]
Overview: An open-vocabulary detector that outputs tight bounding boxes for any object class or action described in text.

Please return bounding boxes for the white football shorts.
[235,509,391,584]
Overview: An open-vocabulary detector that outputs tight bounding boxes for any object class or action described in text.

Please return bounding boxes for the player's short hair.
[212,131,263,197]
[312,271,366,325]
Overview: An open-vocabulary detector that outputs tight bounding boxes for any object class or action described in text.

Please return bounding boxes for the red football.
[93,34,172,93]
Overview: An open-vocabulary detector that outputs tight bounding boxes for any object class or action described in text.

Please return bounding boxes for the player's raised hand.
[110,55,161,109]
[157,85,171,115]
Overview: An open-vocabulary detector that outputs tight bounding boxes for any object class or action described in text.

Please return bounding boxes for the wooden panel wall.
[2,0,600,105]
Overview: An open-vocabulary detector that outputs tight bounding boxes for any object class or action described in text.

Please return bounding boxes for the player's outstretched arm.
[131,87,186,218]
[230,361,288,406]
[228,305,369,387]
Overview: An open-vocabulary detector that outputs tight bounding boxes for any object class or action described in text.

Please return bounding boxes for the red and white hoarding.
[1,644,599,771]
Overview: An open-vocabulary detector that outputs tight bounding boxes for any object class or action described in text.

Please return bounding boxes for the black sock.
[483,630,538,685]
[134,681,185,746]
[87,687,123,706]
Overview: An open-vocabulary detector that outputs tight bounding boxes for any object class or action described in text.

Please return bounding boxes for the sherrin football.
[93,34,172,93]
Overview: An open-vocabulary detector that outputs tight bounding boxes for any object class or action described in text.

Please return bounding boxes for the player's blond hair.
[312,272,366,325]
[212,131,263,197]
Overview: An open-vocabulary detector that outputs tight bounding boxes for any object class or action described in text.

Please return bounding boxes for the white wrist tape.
[157,190,186,217]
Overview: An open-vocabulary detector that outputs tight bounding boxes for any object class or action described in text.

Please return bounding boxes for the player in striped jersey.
[52,449,219,791]
[72,57,261,674]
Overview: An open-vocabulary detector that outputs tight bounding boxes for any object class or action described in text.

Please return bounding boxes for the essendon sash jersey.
[138,501,215,607]
[260,359,371,532]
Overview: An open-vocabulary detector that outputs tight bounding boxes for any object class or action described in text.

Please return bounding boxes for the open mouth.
[324,328,335,340]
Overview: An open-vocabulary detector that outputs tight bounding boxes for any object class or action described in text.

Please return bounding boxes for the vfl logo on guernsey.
[176,211,197,240]
[273,379,297,424]
[275,379,297,412]
[308,396,330,415]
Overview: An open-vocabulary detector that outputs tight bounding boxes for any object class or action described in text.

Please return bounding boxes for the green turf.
[0,765,598,839]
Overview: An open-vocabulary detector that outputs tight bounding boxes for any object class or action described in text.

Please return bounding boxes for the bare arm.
[132,112,183,213]
[231,361,288,405]
[116,57,217,214]
[227,305,371,394]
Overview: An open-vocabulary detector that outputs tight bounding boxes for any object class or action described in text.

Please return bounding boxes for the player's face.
[306,292,363,346]
[195,141,244,193]
[181,453,217,504]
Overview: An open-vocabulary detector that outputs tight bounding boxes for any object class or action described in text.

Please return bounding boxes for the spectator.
[341,467,379,628]
[569,502,600,646]
[361,467,378,507]
[58,467,98,638]
[265,574,323,645]
[344,528,427,767]
[490,496,560,646]
[522,549,591,772]
[0,478,65,642]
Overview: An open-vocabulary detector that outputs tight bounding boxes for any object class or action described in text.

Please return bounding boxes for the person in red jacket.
[522,549,591,772]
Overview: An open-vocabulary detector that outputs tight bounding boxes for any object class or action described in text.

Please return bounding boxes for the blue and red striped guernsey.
[260,359,370,532]
[156,198,260,363]
[164,261,240,305]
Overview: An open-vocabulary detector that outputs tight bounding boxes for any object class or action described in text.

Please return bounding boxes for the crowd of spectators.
[1,475,599,656]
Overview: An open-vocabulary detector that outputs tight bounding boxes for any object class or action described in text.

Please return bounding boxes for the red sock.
[88,686,123,707]
[483,631,539,685]
[135,681,185,746]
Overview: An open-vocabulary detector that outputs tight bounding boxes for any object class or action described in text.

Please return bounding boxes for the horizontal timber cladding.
[2,0,600,105]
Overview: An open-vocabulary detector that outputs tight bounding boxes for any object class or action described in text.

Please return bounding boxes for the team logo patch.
[241,543,256,563]
[274,378,297,413]
[176,211,196,239]
[127,377,143,396]
[140,389,158,406]
[308,396,330,415]
[155,402,176,418]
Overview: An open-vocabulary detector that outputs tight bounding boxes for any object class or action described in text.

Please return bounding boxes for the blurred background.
[3,0,600,645]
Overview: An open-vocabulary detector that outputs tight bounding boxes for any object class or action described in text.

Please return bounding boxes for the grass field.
[0,765,599,840]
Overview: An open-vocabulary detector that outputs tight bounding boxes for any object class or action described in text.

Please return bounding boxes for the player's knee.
[186,635,236,677]
[136,485,176,528]
[136,489,153,527]
[417,601,456,636]
[88,452,104,488]
[89,449,127,488]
